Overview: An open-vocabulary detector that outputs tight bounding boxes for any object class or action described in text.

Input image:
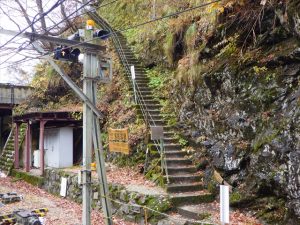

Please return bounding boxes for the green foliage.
[163,32,176,65]
[145,158,165,187]
[230,191,242,204]
[146,68,170,90]
[185,23,197,52]
[216,35,238,58]
[253,66,268,75]
[70,112,83,121]
[178,137,188,147]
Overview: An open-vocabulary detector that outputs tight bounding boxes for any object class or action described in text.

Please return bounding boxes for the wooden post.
[25,122,31,172]
[39,120,47,175]
[14,123,20,169]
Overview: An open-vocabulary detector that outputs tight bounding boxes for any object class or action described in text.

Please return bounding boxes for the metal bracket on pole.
[32,42,103,119]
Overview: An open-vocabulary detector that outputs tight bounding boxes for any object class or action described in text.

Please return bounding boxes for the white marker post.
[220,185,230,225]
[60,177,68,197]
[130,65,137,103]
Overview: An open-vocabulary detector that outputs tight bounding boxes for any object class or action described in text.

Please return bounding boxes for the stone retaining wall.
[43,169,171,224]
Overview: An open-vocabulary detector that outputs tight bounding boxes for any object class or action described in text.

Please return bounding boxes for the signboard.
[150,126,164,140]
[108,128,130,154]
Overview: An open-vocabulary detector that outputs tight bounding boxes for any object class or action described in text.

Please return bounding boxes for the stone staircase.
[88,12,215,223]
[0,124,26,174]
[115,33,214,205]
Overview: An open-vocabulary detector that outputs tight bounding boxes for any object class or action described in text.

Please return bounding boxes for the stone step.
[5,147,14,151]
[146,109,161,115]
[3,154,14,159]
[178,205,212,221]
[165,150,186,158]
[139,104,161,110]
[167,174,202,184]
[163,132,176,138]
[166,158,191,167]
[141,99,160,105]
[138,90,153,95]
[170,191,214,206]
[135,80,149,85]
[134,77,150,82]
[149,120,166,126]
[167,182,204,193]
[137,87,152,92]
[163,137,179,144]
[138,95,156,101]
[167,166,197,175]
[163,144,182,151]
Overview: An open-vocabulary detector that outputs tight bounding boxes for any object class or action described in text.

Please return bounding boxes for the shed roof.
[13,111,82,123]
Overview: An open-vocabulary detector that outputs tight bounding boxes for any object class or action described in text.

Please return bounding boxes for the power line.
[0,0,119,68]
[0,0,94,68]
[0,0,66,51]
[118,0,221,32]
[0,0,221,70]
[53,0,222,50]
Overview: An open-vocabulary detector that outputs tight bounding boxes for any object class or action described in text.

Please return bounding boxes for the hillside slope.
[99,0,300,224]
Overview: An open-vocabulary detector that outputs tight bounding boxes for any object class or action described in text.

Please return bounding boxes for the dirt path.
[0,177,136,225]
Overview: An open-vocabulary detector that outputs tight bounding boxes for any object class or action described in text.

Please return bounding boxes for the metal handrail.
[89,13,169,178]
[0,124,14,160]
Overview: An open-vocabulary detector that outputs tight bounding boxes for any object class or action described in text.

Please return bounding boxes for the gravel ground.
[0,177,136,225]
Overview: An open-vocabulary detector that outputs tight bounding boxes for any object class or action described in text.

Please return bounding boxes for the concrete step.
[135,80,149,85]
[167,166,197,175]
[166,158,191,167]
[177,205,212,221]
[134,77,150,82]
[137,87,152,92]
[148,115,162,121]
[149,120,166,126]
[165,150,186,158]
[147,109,161,115]
[138,95,156,101]
[163,137,179,144]
[163,144,182,151]
[139,104,161,110]
[138,90,153,95]
[167,182,204,193]
[163,132,176,138]
[167,174,202,184]
[142,99,160,105]
[170,191,214,206]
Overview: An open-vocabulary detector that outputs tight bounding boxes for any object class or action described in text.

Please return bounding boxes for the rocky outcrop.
[170,2,300,224]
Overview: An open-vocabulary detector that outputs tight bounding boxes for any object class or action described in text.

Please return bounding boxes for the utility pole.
[82,20,95,225]
[82,20,113,225]
[0,27,113,225]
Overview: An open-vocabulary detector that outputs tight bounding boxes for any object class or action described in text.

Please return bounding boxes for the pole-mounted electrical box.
[98,58,112,83]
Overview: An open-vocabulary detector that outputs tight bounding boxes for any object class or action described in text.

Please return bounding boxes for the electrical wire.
[0,0,119,68]
[0,0,67,50]
[51,0,222,50]
[0,0,221,70]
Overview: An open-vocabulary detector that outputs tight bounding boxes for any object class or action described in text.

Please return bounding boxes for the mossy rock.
[11,169,44,187]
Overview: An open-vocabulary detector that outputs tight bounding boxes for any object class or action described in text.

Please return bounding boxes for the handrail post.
[160,138,169,184]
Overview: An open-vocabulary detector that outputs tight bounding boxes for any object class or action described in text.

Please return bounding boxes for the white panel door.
[44,129,59,168]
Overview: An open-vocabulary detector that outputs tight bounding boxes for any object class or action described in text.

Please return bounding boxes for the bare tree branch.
[14,0,35,32]
[36,0,48,33]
